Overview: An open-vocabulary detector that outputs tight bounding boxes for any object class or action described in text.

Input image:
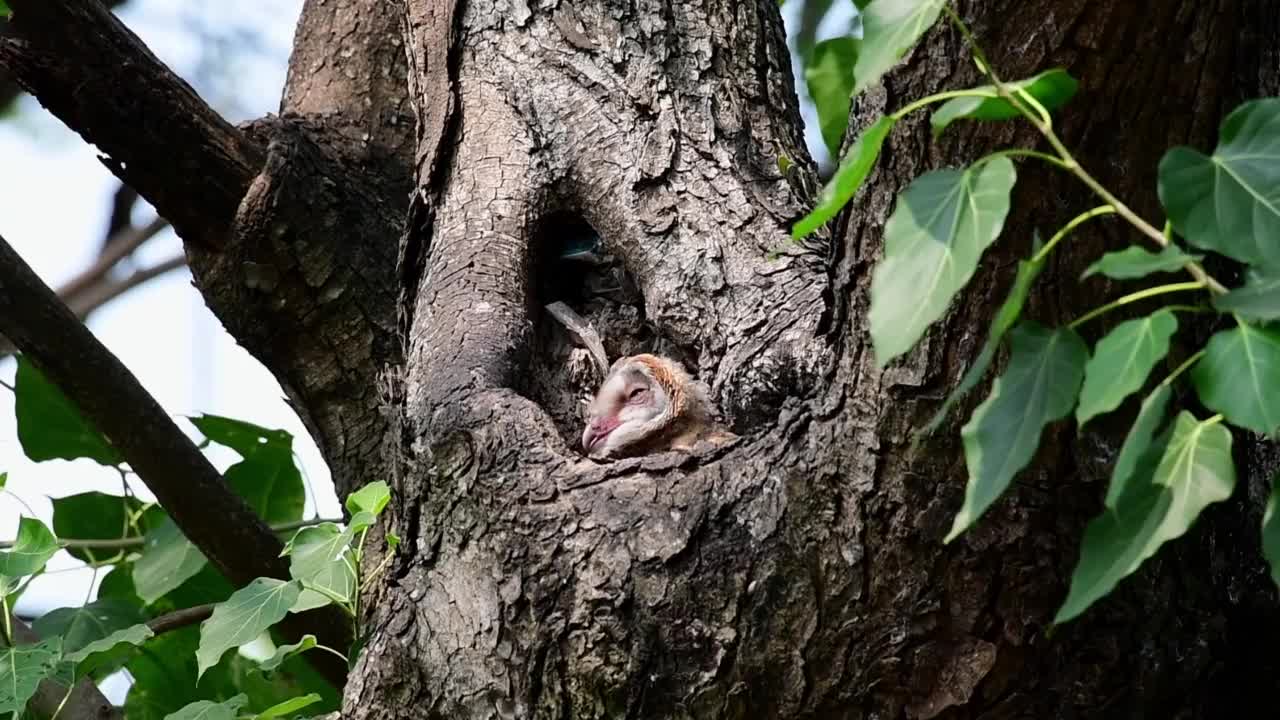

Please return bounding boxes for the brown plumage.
[580,353,735,459]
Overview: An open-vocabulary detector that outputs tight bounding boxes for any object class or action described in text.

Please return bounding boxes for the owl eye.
[627,386,646,401]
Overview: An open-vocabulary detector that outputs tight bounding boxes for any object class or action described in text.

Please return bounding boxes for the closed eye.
[627,387,646,401]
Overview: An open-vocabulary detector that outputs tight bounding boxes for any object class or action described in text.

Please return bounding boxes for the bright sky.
[0,0,849,670]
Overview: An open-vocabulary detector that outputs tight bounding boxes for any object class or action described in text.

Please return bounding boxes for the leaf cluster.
[795,0,1280,623]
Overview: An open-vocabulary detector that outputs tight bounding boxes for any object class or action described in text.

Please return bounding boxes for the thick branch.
[0,0,263,247]
[0,233,349,686]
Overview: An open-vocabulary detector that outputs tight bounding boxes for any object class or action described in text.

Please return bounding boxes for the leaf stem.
[1204,414,1225,426]
[890,88,997,120]
[1068,281,1207,329]
[1160,350,1206,388]
[979,148,1072,170]
[313,643,350,663]
[942,5,1228,295]
[1033,205,1117,263]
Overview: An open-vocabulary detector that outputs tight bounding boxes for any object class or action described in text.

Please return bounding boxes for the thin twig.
[0,518,342,550]
[66,254,188,317]
[58,216,170,304]
[147,604,215,635]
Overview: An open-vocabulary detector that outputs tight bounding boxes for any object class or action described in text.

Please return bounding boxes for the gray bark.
[75,0,1280,716]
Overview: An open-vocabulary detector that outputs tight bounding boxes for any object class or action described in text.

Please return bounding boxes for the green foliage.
[15,356,121,466]
[255,694,322,719]
[32,600,145,659]
[259,635,317,672]
[868,156,1017,366]
[1081,246,1198,281]
[0,516,58,578]
[920,245,1045,435]
[196,579,301,678]
[1055,412,1234,622]
[165,694,249,720]
[947,323,1087,541]
[64,622,154,664]
[805,37,860,156]
[53,491,143,564]
[792,116,896,239]
[1190,323,1280,435]
[1075,310,1177,427]
[1212,271,1280,321]
[1105,385,1172,510]
[0,638,62,715]
[195,414,304,524]
[345,481,391,517]
[789,0,1280,624]
[134,517,209,604]
[1159,99,1280,269]
[930,69,1077,137]
[283,524,356,611]
[852,0,945,96]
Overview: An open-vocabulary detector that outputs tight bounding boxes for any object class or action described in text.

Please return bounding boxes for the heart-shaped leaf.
[196,579,300,678]
[931,68,1078,137]
[346,481,391,517]
[1191,322,1280,435]
[805,36,858,157]
[258,634,316,672]
[1076,310,1178,427]
[283,524,356,610]
[1105,384,1173,511]
[852,0,946,96]
[1158,98,1280,268]
[870,156,1018,366]
[947,322,1088,541]
[63,623,153,664]
[163,694,248,720]
[792,116,897,239]
[1055,412,1235,623]
[0,638,62,715]
[1212,271,1280,322]
[14,356,121,466]
[919,243,1046,435]
[0,517,58,579]
[33,599,146,661]
[1081,245,1198,281]
[133,518,208,605]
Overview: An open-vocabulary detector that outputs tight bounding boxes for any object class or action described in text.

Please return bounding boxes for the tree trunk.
[12,0,1280,716]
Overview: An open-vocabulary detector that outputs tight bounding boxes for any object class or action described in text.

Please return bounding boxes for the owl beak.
[582,416,619,454]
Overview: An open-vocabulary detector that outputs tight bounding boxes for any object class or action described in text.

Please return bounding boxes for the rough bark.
[6,0,1280,717]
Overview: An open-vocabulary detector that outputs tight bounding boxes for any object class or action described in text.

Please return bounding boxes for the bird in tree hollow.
[581,353,736,459]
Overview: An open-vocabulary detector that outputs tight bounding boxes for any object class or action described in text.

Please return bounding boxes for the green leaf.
[869,156,1018,366]
[947,323,1088,542]
[284,525,355,609]
[14,356,121,466]
[852,0,945,96]
[1191,323,1280,435]
[0,1,9,19]
[792,115,896,239]
[258,635,316,672]
[930,68,1078,137]
[64,622,154,663]
[805,37,858,157]
[1263,476,1280,589]
[163,694,249,720]
[52,491,143,564]
[33,599,145,658]
[134,518,208,605]
[1076,310,1178,427]
[190,415,292,458]
[919,246,1045,435]
[254,693,322,719]
[226,446,304,524]
[1081,245,1198,281]
[1105,384,1173,510]
[0,517,59,578]
[0,638,61,715]
[1212,271,1280,322]
[0,472,7,490]
[197,579,301,679]
[1055,412,1235,623]
[1158,98,1280,268]
[345,481,391,517]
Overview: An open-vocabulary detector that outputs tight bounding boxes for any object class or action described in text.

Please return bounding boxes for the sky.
[0,0,851,699]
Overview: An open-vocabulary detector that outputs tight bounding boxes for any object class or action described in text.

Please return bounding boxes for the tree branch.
[59,216,170,304]
[0,232,349,686]
[0,0,263,247]
[0,518,342,550]
[8,614,121,720]
[147,604,214,636]
[66,254,187,317]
